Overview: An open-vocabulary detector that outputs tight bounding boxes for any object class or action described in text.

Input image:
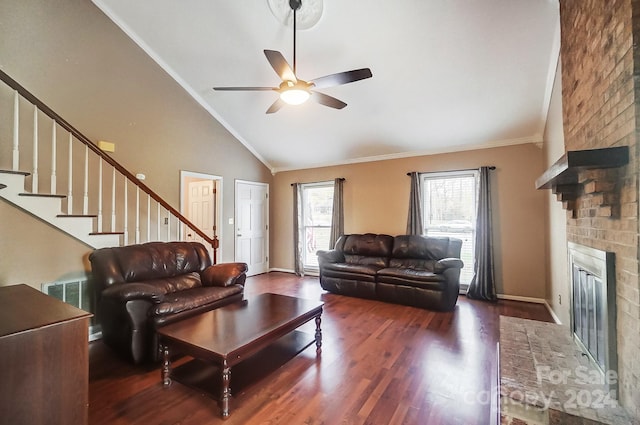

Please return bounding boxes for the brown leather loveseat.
[89,241,248,364]
[317,234,463,311]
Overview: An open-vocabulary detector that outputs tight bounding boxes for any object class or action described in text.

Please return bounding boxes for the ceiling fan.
[213,0,373,114]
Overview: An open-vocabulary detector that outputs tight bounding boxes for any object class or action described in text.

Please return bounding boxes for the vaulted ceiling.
[92,0,560,173]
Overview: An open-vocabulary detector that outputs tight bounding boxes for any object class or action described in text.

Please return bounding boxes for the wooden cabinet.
[0,284,92,425]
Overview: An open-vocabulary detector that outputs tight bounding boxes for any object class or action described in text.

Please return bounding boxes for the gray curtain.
[406,172,424,235]
[329,178,344,248]
[292,183,304,276]
[467,166,497,301]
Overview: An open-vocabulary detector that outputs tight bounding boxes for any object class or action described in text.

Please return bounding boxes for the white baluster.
[147,194,151,242]
[67,134,73,213]
[97,159,103,231]
[167,212,171,241]
[32,106,38,193]
[123,177,128,244]
[157,203,161,241]
[83,145,88,215]
[111,168,116,232]
[50,122,56,194]
[12,91,19,171]
[135,187,140,244]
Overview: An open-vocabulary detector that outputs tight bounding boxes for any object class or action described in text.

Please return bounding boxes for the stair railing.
[0,68,218,262]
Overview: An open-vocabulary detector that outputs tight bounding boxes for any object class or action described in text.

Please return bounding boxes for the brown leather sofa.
[317,234,463,311]
[89,241,248,364]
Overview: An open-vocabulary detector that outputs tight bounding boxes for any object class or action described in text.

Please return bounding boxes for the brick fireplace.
[559,0,640,421]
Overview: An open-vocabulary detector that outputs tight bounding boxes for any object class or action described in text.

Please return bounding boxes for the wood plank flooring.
[88,272,553,425]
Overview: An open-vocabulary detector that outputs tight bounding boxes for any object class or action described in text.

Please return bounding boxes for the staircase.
[0,69,218,258]
[0,170,120,248]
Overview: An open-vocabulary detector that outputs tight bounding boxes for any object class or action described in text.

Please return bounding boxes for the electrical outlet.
[558,294,562,304]
[164,217,169,225]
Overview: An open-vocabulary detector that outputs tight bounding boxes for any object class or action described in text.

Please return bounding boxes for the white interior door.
[180,171,222,262]
[187,180,215,240]
[235,180,269,276]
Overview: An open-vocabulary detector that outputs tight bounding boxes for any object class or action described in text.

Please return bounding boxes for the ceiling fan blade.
[213,86,276,91]
[264,50,297,82]
[266,98,285,114]
[310,68,373,89]
[311,91,347,109]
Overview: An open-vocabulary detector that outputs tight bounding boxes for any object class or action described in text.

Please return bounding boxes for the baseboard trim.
[497,293,546,304]
[543,300,563,324]
[268,268,320,277]
[268,268,295,274]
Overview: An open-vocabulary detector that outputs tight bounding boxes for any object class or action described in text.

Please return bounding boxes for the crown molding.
[271,135,544,174]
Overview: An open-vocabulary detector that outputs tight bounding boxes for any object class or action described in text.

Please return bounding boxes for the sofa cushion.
[389,235,453,269]
[342,233,394,267]
[90,241,212,286]
[149,285,243,317]
[321,263,380,282]
[140,272,203,294]
[376,267,446,291]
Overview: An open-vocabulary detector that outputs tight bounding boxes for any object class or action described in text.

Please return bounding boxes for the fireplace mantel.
[535,146,629,217]
[536,146,629,190]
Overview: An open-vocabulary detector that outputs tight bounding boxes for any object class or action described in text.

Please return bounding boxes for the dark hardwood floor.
[88,272,553,425]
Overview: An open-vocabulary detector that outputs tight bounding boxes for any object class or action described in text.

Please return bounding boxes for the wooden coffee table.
[157,293,323,418]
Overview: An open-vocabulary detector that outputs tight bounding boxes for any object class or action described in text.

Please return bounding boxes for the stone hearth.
[499,316,635,425]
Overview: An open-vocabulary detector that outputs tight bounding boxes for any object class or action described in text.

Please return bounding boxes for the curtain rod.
[291,177,345,186]
[406,166,495,176]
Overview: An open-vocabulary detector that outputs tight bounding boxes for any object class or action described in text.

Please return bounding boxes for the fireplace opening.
[568,242,617,389]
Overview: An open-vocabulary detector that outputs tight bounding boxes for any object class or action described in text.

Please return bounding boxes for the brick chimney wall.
[560,0,640,419]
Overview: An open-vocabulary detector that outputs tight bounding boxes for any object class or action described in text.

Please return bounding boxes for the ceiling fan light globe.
[280,88,310,105]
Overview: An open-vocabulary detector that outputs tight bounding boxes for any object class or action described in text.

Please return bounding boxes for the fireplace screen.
[572,266,606,369]
[568,242,617,378]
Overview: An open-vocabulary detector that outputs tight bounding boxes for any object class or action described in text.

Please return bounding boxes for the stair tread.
[19,192,66,199]
[89,232,124,235]
[0,169,30,176]
[57,214,98,218]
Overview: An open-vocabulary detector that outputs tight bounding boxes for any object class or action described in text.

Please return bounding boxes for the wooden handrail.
[0,68,218,262]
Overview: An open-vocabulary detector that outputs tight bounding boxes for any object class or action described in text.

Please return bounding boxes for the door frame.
[234,179,269,273]
[180,170,223,259]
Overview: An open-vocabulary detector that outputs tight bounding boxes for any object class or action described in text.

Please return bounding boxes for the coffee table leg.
[315,313,323,352]
[161,344,172,387]
[220,360,231,418]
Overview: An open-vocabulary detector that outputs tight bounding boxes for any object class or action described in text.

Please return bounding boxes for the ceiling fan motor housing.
[289,0,302,11]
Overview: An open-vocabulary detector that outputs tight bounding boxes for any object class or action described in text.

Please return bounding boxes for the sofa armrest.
[434,258,464,273]
[101,282,165,303]
[316,249,345,266]
[201,262,248,287]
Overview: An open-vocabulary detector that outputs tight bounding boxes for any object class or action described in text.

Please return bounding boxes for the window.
[301,182,334,270]
[422,171,478,287]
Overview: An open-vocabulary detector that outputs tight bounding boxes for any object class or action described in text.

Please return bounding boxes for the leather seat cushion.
[376,267,446,290]
[141,272,203,294]
[150,285,243,317]
[322,263,380,282]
